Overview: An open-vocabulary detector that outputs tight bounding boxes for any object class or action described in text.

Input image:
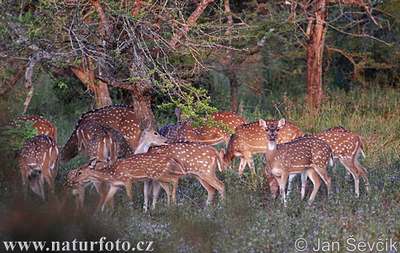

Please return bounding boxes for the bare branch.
[91,0,112,37]
[23,51,53,113]
[169,0,214,49]
[328,23,392,46]
[131,0,143,17]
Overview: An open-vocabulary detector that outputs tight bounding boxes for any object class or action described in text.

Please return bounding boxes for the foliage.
[0,121,37,153]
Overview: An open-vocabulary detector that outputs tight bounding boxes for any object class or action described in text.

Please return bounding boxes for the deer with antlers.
[259,119,333,205]
[222,119,304,176]
[18,135,59,200]
[13,115,57,142]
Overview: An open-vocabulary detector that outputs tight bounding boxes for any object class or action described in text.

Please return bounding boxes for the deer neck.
[134,141,151,154]
[265,139,278,162]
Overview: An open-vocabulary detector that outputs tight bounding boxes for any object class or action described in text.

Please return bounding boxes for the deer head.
[259,118,286,150]
[18,135,58,200]
[27,166,45,200]
[134,126,168,154]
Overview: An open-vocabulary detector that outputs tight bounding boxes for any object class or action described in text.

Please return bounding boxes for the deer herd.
[14,105,369,212]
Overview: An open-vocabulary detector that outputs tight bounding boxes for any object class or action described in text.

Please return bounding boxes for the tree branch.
[131,0,143,17]
[23,51,53,113]
[169,0,214,49]
[91,0,112,38]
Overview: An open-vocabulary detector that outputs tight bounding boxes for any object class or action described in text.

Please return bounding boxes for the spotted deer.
[18,135,59,199]
[64,160,122,211]
[148,142,225,206]
[259,119,333,205]
[76,121,119,168]
[222,119,304,176]
[64,163,106,210]
[314,127,369,197]
[161,111,246,146]
[61,105,146,162]
[66,153,185,211]
[158,108,186,139]
[65,126,168,210]
[13,115,57,142]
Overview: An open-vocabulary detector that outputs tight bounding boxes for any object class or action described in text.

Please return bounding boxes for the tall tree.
[288,0,379,112]
[0,1,223,123]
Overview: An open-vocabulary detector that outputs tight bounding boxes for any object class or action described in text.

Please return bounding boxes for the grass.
[0,85,399,252]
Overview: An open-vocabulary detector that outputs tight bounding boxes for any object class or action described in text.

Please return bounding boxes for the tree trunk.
[130,86,155,129]
[227,69,239,113]
[71,66,112,108]
[306,0,327,112]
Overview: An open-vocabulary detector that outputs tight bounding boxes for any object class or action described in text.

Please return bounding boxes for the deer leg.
[151,181,163,210]
[143,180,152,212]
[247,158,256,176]
[198,178,216,206]
[172,180,178,205]
[354,157,370,193]
[71,185,85,210]
[94,182,113,210]
[202,175,225,201]
[265,164,279,199]
[300,172,308,200]
[287,174,297,197]
[100,185,119,212]
[307,169,321,204]
[312,165,332,196]
[277,172,288,207]
[124,180,133,202]
[158,182,172,207]
[238,158,246,176]
[340,158,360,197]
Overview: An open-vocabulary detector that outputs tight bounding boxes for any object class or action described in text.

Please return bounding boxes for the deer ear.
[88,159,97,169]
[277,118,286,129]
[259,119,267,129]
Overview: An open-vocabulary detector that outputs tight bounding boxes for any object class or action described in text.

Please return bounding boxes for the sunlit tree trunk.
[227,69,240,113]
[130,86,155,129]
[71,65,112,108]
[306,0,327,112]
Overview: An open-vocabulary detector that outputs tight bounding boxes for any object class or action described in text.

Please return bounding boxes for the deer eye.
[154,132,158,135]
